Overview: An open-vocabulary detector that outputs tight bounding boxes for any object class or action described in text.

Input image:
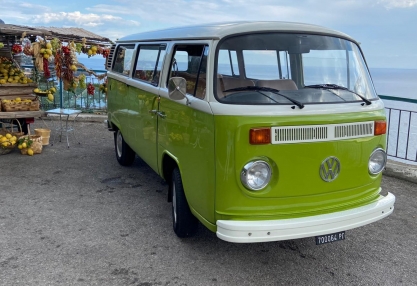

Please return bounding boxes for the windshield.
[215,33,378,105]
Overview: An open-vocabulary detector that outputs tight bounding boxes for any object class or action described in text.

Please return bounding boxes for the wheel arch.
[161,151,180,203]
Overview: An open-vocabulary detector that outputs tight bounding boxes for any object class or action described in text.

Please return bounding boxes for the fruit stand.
[0,25,51,133]
[0,23,112,135]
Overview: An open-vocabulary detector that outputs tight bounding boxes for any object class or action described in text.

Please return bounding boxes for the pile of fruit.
[1,97,34,105]
[99,81,107,94]
[0,57,33,84]
[33,87,55,101]
[17,136,35,156]
[11,44,22,54]
[0,133,17,148]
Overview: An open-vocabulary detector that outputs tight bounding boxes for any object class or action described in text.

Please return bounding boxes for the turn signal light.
[250,128,271,144]
[374,120,387,135]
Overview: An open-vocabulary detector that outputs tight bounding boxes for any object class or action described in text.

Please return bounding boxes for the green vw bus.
[106,22,395,243]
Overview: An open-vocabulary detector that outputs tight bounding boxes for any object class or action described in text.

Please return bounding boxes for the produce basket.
[34,128,51,145]
[0,129,18,155]
[18,135,43,155]
[1,98,40,112]
[0,141,15,155]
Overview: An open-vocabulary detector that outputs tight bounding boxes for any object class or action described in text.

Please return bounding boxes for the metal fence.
[22,65,107,113]
[380,95,417,163]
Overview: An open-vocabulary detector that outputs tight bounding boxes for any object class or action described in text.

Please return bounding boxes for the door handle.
[148,110,166,118]
[156,111,166,118]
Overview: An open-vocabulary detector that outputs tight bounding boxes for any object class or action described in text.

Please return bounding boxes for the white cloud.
[29,11,139,28]
[378,0,417,8]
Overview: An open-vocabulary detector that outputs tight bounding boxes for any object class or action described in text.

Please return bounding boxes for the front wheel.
[171,168,198,237]
[114,129,135,166]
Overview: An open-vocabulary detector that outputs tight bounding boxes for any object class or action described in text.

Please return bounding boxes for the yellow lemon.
[18,144,23,149]
[5,133,12,139]
[22,142,27,148]
[47,93,54,101]
[27,148,34,156]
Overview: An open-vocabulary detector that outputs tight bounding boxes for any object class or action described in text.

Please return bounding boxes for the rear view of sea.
[370,68,417,100]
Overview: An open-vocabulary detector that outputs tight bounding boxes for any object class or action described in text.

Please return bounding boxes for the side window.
[218,50,239,76]
[168,44,208,99]
[134,45,166,85]
[112,44,135,75]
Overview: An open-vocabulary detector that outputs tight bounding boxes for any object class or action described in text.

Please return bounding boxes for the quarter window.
[112,44,135,75]
[134,45,166,85]
[218,50,239,76]
[168,44,208,99]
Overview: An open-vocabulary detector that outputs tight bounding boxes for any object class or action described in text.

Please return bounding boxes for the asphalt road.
[1,121,416,286]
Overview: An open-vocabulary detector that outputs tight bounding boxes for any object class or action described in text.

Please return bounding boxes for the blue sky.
[1,0,416,69]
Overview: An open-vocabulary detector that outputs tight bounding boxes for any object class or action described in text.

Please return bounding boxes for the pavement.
[1,115,416,285]
[43,112,417,184]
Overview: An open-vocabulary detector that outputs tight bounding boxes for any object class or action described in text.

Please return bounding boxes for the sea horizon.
[77,56,417,101]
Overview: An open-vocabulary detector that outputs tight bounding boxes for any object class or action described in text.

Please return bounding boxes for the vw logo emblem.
[320,156,341,182]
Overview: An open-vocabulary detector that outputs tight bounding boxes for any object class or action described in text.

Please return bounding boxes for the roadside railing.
[379,95,417,163]
[22,65,107,113]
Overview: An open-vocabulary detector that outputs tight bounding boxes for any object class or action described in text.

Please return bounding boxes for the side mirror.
[168,77,191,105]
[168,77,186,100]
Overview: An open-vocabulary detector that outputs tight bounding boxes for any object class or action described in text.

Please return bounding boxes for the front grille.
[271,121,374,144]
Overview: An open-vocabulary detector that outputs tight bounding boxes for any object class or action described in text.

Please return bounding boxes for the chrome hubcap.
[172,182,177,225]
[116,131,123,158]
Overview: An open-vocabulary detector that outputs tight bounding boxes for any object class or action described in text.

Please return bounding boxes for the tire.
[171,168,198,237]
[114,129,135,166]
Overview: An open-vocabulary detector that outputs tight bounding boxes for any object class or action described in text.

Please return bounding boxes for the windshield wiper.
[304,84,372,105]
[223,86,304,109]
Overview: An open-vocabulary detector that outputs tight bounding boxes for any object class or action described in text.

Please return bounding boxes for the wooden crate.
[0,83,37,96]
[1,98,39,112]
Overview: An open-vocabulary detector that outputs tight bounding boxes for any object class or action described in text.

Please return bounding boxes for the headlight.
[241,160,271,191]
[369,148,387,175]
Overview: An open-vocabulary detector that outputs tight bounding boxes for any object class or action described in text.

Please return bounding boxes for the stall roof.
[0,24,112,45]
[0,24,51,37]
[37,26,112,44]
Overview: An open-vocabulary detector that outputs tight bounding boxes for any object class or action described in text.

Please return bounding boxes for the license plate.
[315,231,345,245]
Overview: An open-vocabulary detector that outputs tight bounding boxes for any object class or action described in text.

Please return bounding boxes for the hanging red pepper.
[43,58,50,78]
[87,83,95,96]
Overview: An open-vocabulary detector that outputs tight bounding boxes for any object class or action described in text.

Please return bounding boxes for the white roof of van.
[118,21,355,43]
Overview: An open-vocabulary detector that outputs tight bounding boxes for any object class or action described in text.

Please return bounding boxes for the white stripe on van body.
[207,98,385,117]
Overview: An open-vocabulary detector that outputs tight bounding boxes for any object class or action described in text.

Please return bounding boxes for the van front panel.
[214,109,386,220]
